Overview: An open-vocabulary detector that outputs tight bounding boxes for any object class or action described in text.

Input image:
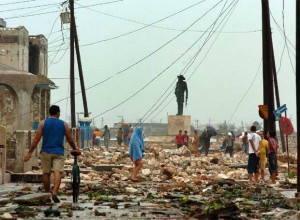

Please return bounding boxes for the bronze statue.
[175,75,188,115]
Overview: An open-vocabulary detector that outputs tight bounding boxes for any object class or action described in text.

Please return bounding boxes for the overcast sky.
[1,0,297,130]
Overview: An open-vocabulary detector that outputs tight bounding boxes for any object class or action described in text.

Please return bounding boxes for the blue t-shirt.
[41,118,65,155]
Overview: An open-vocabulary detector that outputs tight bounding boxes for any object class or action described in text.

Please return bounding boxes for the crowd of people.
[24,105,280,204]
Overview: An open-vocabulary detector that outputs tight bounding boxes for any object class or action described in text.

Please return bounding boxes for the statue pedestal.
[168,115,191,136]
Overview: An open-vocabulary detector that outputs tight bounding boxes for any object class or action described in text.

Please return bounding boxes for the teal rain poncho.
[129,127,144,163]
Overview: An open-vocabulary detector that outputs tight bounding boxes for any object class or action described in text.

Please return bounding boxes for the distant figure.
[175,130,184,148]
[129,127,144,182]
[200,129,213,156]
[122,123,131,147]
[92,128,101,147]
[247,126,261,184]
[116,127,123,146]
[190,130,200,156]
[174,75,188,115]
[101,125,110,150]
[182,130,189,147]
[223,132,234,157]
[242,132,249,153]
[267,130,279,185]
[258,131,268,183]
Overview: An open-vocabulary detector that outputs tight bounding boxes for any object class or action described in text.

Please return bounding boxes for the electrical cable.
[79,0,209,47]
[0,0,38,6]
[76,1,260,35]
[0,2,63,13]
[227,59,262,123]
[142,0,238,124]
[52,0,226,106]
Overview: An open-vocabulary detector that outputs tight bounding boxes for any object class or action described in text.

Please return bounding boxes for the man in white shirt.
[247,126,261,184]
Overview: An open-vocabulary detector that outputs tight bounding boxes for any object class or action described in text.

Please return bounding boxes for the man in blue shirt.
[24,105,79,203]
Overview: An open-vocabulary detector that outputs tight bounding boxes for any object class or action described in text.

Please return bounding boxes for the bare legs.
[43,172,62,195]
[131,160,143,181]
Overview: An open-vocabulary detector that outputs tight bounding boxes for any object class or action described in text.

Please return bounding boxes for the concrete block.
[11,173,43,183]
[168,115,191,136]
[92,164,124,172]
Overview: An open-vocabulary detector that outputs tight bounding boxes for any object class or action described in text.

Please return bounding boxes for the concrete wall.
[6,130,40,173]
[168,115,191,136]
[0,27,29,71]
[29,35,48,77]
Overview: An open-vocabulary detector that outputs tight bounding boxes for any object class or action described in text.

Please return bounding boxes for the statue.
[175,75,188,115]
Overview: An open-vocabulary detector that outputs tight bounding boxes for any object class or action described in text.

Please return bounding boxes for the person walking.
[101,125,110,151]
[129,127,144,182]
[224,132,234,157]
[257,131,268,183]
[175,130,184,148]
[247,126,261,184]
[182,130,189,147]
[242,132,249,153]
[267,130,279,185]
[116,127,123,146]
[24,105,79,203]
[190,130,200,156]
[92,128,101,147]
[201,129,213,156]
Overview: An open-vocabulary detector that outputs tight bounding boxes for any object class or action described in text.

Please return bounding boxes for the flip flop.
[52,195,60,203]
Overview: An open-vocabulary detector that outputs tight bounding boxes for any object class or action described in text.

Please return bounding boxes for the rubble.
[0,137,299,219]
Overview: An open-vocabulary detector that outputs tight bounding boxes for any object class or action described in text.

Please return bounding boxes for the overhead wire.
[88,0,229,120]
[0,0,38,6]
[52,0,225,106]
[138,0,233,125]
[4,0,125,19]
[144,0,239,124]
[227,59,262,123]
[78,0,209,47]
[75,1,261,35]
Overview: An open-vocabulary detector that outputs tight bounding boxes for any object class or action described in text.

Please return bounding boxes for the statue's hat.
[177,75,185,80]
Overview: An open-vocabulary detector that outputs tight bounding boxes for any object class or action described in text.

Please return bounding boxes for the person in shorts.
[24,105,79,203]
[247,126,261,184]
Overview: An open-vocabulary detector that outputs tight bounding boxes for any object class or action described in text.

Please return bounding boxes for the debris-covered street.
[1,137,299,220]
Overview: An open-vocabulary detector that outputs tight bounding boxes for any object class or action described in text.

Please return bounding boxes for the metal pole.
[296,0,300,194]
[72,18,89,118]
[70,0,76,128]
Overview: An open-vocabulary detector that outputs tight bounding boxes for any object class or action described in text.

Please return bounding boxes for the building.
[0,19,56,132]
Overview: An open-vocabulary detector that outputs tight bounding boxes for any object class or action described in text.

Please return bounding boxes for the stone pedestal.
[168,115,191,136]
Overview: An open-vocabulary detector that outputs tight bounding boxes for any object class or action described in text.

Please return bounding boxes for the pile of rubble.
[1,139,299,219]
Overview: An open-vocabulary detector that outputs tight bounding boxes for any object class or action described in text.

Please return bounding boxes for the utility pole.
[69,0,75,128]
[296,0,300,195]
[261,0,276,133]
[271,42,286,152]
[72,17,89,117]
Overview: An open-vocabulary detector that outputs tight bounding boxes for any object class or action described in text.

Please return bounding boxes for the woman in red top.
[267,130,278,184]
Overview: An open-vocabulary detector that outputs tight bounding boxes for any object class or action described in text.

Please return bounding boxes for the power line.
[141,0,238,124]
[79,0,209,47]
[76,1,261,35]
[0,0,38,6]
[4,0,124,19]
[91,0,237,122]
[0,2,63,13]
[227,59,262,123]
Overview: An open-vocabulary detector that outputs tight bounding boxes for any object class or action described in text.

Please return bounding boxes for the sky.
[1,0,297,130]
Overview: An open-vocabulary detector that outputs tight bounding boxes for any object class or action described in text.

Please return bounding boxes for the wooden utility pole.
[72,18,89,117]
[70,0,76,128]
[296,0,300,194]
[271,38,286,152]
[261,0,276,133]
